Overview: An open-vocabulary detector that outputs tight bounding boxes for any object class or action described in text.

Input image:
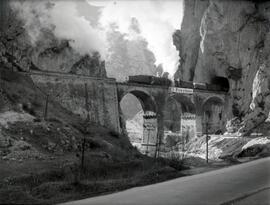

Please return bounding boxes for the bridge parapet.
[30,70,117,83]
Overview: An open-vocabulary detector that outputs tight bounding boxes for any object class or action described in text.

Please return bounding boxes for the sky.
[12,0,184,77]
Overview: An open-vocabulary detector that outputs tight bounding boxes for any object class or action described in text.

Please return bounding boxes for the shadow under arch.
[168,94,196,114]
[163,96,182,132]
[202,96,225,134]
[120,88,157,113]
[163,94,196,146]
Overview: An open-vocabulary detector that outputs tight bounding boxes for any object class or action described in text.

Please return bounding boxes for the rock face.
[70,53,106,77]
[174,0,209,81]
[239,64,270,134]
[0,1,106,77]
[174,0,270,135]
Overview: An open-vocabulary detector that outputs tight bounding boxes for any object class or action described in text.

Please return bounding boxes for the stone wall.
[30,72,121,132]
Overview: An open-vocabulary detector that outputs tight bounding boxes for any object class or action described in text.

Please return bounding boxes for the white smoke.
[11,0,183,76]
[11,1,53,44]
[89,0,183,77]
[11,1,107,59]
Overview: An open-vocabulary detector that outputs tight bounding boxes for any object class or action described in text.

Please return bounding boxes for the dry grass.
[0,69,186,204]
[0,154,184,204]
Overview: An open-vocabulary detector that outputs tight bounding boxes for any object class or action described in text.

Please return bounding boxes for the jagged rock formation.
[173,0,209,81]
[70,52,106,77]
[0,0,106,77]
[174,0,270,135]
[239,64,270,133]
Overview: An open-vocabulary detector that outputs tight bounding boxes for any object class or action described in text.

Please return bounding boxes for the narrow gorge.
[174,0,270,135]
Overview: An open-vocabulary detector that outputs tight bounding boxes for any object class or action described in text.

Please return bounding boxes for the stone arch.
[202,96,225,134]
[119,88,157,113]
[119,88,158,156]
[202,95,225,108]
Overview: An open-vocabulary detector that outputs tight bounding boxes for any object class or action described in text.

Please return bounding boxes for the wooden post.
[154,132,159,159]
[84,83,90,121]
[44,94,49,120]
[146,127,150,156]
[182,131,185,153]
[155,113,162,159]
[81,83,89,171]
[206,122,209,164]
[12,41,14,72]
[81,137,86,170]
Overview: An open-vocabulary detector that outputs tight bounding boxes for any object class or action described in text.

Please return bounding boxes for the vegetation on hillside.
[0,67,186,204]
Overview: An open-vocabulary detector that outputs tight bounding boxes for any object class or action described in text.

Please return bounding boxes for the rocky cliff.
[0,0,106,77]
[174,0,270,135]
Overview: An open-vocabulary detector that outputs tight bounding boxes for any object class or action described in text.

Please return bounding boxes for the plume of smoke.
[11,1,53,43]
[11,0,183,76]
[11,0,107,59]
[90,0,183,77]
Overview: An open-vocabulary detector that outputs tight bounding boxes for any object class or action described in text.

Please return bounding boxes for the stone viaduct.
[117,82,229,140]
[30,71,230,145]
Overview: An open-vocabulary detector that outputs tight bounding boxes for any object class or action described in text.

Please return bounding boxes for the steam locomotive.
[128,75,172,86]
[128,75,228,92]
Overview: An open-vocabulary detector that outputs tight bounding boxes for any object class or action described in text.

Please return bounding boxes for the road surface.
[63,157,270,205]
[233,188,270,205]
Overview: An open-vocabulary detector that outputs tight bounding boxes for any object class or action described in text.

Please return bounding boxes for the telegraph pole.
[44,94,49,120]
[84,83,90,122]
[81,83,89,171]
[81,137,86,170]
[206,122,209,164]
[146,127,151,156]
[154,131,160,159]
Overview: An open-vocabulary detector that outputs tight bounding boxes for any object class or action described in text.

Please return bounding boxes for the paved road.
[63,157,270,205]
[233,188,270,205]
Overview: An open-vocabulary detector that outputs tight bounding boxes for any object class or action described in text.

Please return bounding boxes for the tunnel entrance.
[211,76,230,92]
[120,91,157,156]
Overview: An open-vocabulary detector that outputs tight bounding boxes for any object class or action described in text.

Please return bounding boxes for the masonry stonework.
[30,72,121,133]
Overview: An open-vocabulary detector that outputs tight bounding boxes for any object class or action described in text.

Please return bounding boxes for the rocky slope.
[125,110,143,147]
[178,134,270,161]
[174,0,270,135]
